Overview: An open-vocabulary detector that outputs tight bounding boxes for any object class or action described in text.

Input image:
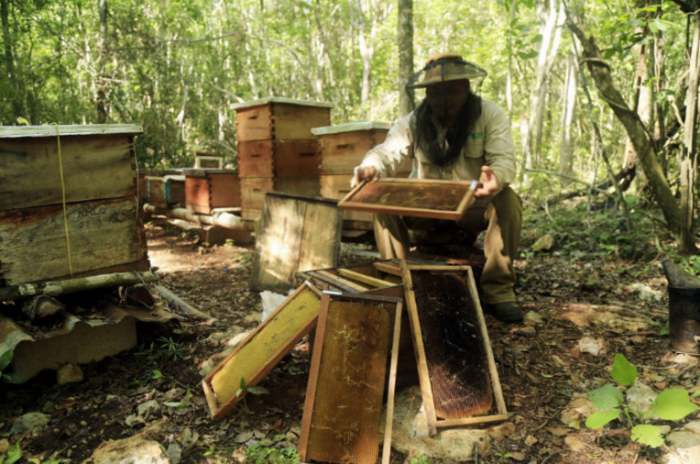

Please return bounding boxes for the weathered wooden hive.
[232,97,332,220]
[312,122,411,230]
[183,168,241,214]
[0,124,150,288]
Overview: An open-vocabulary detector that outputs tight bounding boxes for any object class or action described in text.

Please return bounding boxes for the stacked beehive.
[183,168,241,214]
[233,98,332,220]
[0,125,150,288]
[312,122,412,229]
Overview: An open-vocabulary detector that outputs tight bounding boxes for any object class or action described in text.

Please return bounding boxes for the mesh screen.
[412,271,492,419]
[306,300,392,464]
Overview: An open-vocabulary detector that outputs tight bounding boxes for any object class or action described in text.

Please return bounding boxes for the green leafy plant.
[410,453,431,464]
[245,435,298,464]
[236,377,269,398]
[0,350,20,384]
[493,450,513,463]
[164,387,192,409]
[0,440,22,464]
[586,353,700,447]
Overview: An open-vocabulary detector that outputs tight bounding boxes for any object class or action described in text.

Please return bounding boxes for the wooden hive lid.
[0,124,143,139]
[311,121,391,136]
[230,97,333,111]
[183,168,238,177]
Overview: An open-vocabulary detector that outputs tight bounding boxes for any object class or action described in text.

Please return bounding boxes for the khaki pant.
[373,186,522,304]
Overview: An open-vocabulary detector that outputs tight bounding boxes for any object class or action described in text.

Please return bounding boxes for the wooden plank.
[400,260,439,436]
[250,194,306,291]
[296,200,342,272]
[146,177,167,207]
[339,178,479,221]
[0,196,145,286]
[0,124,142,138]
[382,301,403,464]
[464,267,508,418]
[299,292,395,464]
[203,283,321,420]
[0,134,137,211]
[251,194,341,292]
[316,270,368,292]
[337,268,395,288]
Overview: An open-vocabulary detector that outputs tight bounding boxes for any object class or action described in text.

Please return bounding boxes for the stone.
[625,382,657,418]
[137,400,161,419]
[659,430,700,464]
[560,394,595,426]
[57,363,84,385]
[81,421,168,464]
[565,436,586,452]
[10,412,50,436]
[683,421,700,436]
[629,283,663,303]
[389,386,515,461]
[523,312,544,325]
[665,430,700,448]
[532,234,555,252]
[578,336,602,356]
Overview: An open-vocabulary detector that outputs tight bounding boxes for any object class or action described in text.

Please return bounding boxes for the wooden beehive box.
[233,97,332,143]
[0,124,149,287]
[184,168,241,214]
[233,98,332,221]
[312,122,412,228]
[194,151,224,169]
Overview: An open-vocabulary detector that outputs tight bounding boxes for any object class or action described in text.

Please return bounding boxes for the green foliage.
[410,454,431,464]
[236,377,269,399]
[0,350,20,384]
[245,436,298,464]
[0,441,22,464]
[585,353,700,448]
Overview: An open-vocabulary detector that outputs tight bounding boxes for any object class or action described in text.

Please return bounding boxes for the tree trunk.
[506,0,516,122]
[1,0,22,120]
[97,0,110,123]
[398,0,415,117]
[559,49,578,186]
[522,0,565,178]
[566,17,690,249]
[681,12,700,254]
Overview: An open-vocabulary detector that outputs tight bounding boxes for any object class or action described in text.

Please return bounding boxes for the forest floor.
[2,199,699,464]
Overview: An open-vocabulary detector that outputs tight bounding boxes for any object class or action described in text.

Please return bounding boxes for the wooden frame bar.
[202,282,321,420]
[298,291,403,464]
[400,261,508,435]
[338,178,478,221]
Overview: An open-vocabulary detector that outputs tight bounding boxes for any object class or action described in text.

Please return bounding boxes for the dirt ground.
[1,218,698,464]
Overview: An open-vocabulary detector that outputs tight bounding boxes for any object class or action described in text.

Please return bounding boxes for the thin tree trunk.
[506,0,516,122]
[566,16,689,249]
[97,0,109,123]
[398,0,415,117]
[559,49,578,186]
[681,12,700,253]
[1,0,22,120]
[522,0,564,179]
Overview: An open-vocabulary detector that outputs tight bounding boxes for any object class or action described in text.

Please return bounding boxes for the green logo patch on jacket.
[469,132,484,140]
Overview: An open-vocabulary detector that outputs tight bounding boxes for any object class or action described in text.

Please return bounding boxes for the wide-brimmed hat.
[406,53,487,89]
